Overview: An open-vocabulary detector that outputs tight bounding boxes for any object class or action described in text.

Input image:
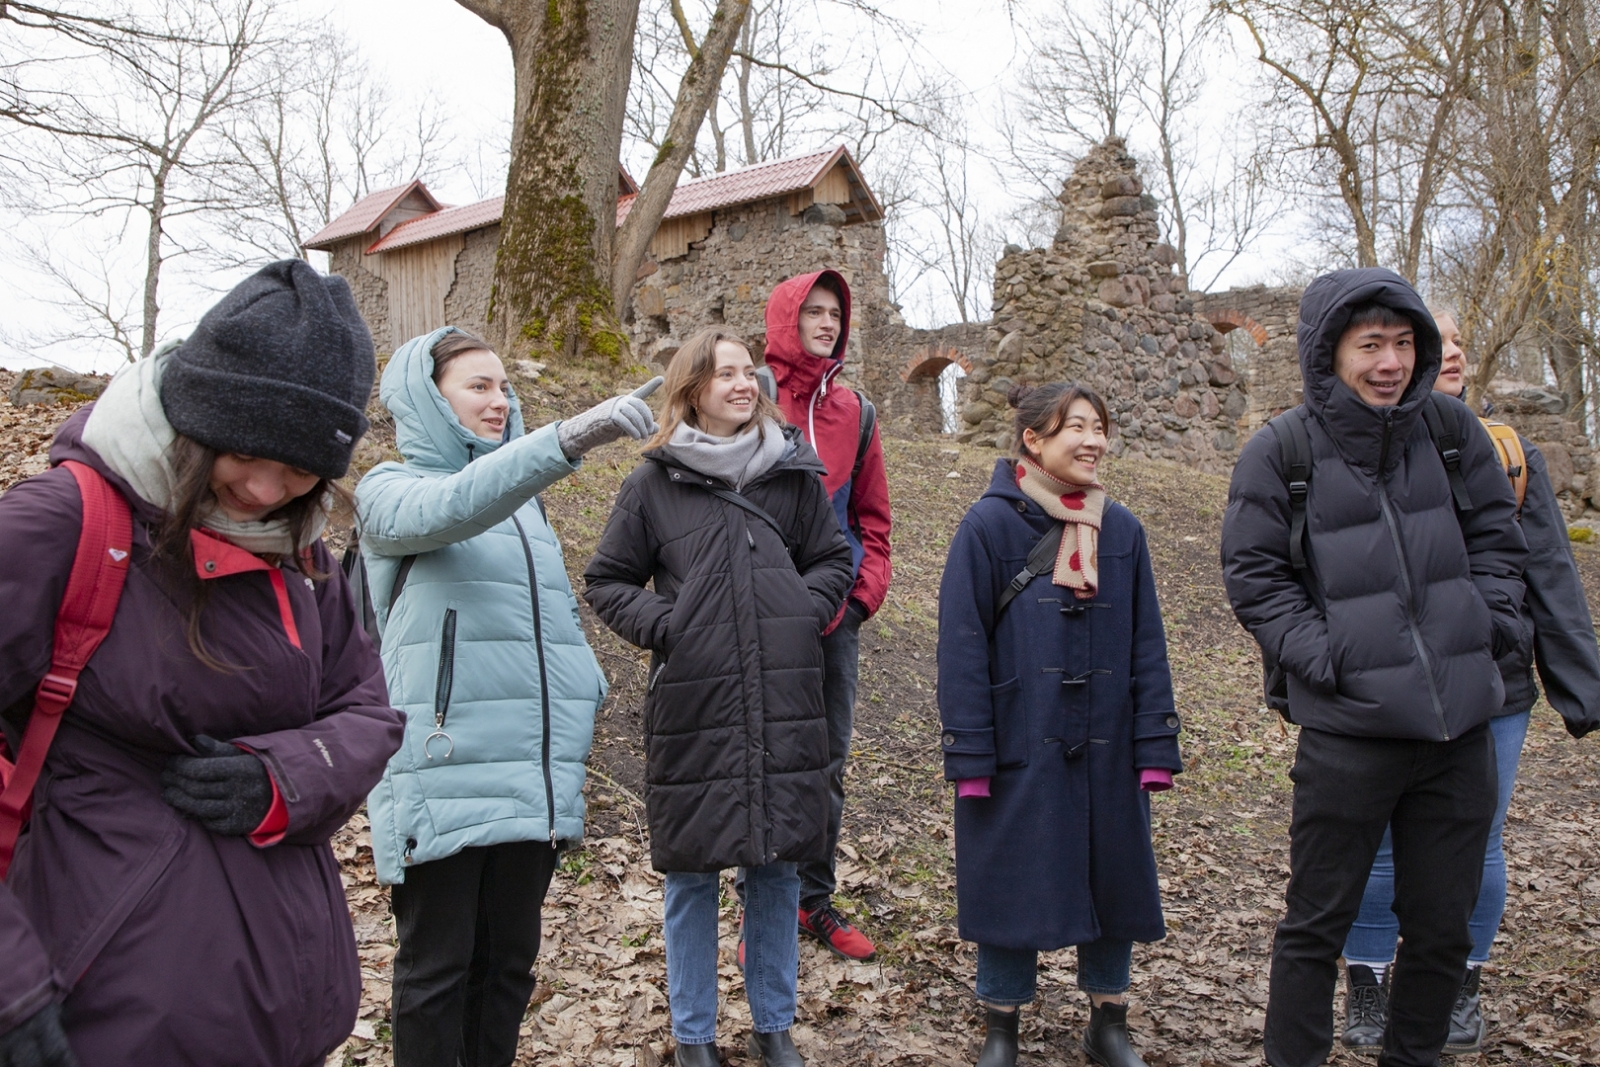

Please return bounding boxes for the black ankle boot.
[975,1006,1019,1067]
[1444,966,1485,1054]
[674,1041,721,1066]
[746,1029,804,1067]
[1082,1001,1149,1067]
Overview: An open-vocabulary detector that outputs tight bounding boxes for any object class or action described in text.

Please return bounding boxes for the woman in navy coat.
[937,383,1183,1067]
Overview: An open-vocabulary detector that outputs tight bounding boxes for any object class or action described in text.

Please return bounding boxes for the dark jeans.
[976,938,1134,1005]
[1264,726,1495,1067]
[390,840,560,1067]
[737,606,863,910]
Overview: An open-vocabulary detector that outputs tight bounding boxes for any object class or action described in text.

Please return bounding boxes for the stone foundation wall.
[958,139,1245,474]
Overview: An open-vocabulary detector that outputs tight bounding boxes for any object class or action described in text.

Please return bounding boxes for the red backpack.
[0,460,132,878]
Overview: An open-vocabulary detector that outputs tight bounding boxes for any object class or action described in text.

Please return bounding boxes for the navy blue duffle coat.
[937,460,1182,950]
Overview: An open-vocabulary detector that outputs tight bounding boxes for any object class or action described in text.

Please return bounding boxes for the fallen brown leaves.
[1,395,1594,1066]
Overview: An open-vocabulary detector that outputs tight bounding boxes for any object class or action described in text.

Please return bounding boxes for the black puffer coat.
[1221,269,1528,740]
[584,427,853,872]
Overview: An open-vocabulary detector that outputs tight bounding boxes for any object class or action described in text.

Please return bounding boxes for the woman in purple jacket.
[0,261,404,1067]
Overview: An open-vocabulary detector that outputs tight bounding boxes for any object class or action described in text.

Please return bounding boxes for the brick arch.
[901,344,974,382]
[1207,309,1269,347]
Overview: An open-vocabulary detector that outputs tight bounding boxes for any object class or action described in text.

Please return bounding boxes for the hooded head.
[380,326,526,472]
[761,269,853,395]
[1296,268,1442,467]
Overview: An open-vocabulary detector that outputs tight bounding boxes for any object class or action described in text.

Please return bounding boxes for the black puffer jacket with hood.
[583,426,853,872]
[1221,268,1528,740]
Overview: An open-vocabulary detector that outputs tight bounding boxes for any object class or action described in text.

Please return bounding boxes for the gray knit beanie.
[161,259,375,480]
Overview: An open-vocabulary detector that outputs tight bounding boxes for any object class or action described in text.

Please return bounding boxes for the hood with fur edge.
[1297,267,1443,475]
[762,269,852,398]
[382,326,526,473]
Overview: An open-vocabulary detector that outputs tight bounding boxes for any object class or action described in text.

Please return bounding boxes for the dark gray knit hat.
[161,259,375,480]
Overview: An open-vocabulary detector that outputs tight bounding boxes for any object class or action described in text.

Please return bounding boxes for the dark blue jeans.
[976,939,1134,1006]
[798,605,863,908]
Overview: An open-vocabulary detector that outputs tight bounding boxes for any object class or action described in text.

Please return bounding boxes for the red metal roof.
[366,196,506,253]
[615,146,876,224]
[303,181,443,250]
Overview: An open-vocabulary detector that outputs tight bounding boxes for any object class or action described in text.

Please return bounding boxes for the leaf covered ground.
[2,381,1596,1066]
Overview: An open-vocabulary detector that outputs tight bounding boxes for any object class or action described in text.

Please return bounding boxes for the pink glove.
[1140,768,1173,792]
[956,777,991,798]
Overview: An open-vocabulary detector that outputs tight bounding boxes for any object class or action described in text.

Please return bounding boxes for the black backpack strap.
[1422,392,1474,512]
[995,525,1065,618]
[851,389,877,483]
[340,536,415,655]
[1267,409,1314,571]
[705,486,795,554]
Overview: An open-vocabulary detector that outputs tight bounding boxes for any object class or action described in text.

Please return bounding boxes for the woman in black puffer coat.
[584,326,853,1067]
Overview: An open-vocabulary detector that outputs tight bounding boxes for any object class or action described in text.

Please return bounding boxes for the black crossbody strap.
[995,525,1065,618]
[705,486,795,554]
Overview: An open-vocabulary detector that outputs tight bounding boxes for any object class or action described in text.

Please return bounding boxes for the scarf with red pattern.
[1014,456,1106,600]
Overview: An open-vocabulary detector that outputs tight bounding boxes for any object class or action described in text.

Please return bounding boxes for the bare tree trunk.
[610,0,750,317]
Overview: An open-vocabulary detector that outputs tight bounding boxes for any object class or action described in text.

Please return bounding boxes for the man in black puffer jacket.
[1221,268,1528,1067]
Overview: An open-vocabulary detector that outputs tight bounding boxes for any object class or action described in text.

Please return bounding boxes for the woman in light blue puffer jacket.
[357,326,658,1067]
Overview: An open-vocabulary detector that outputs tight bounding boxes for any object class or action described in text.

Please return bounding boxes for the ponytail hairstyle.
[647,326,786,448]
[151,433,344,671]
[1008,381,1112,460]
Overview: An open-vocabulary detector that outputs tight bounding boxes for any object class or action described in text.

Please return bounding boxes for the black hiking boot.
[674,1041,721,1066]
[1443,967,1485,1055]
[974,1006,1018,1067]
[1340,963,1388,1057]
[1081,1001,1149,1067]
[746,1029,804,1067]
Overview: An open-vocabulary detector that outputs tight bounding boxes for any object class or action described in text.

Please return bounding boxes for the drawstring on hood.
[381,326,526,473]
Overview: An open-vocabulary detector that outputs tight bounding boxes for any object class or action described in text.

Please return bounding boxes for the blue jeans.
[975,939,1134,1006]
[1344,711,1527,966]
[664,863,799,1044]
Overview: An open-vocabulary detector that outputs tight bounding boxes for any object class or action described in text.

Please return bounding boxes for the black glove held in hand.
[0,1003,77,1067]
[161,735,273,836]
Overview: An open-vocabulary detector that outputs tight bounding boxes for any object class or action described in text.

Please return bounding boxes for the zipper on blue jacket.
[1374,414,1450,739]
[511,516,558,842]
[434,608,458,731]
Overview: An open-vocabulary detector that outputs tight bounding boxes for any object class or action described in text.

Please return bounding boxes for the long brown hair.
[153,434,342,670]
[646,327,785,448]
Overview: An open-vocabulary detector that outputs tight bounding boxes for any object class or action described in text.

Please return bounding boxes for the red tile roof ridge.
[366,195,506,254]
[304,181,444,250]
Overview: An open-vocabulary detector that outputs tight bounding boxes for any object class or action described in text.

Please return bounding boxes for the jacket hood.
[762,270,852,398]
[382,326,525,472]
[1297,268,1442,472]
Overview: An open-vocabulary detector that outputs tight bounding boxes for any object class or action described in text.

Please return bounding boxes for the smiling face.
[1334,319,1416,407]
[694,340,759,437]
[1023,397,1107,486]
[1433,313,1467,398]
[435,348,511,441]
[209,454,320,522]
[798,282,842,358]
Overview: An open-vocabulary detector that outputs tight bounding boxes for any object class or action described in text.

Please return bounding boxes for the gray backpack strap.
[1268,409,1313,571]
[995,526,1065,618]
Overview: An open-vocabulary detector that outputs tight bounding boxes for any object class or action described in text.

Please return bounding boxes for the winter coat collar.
[762,270,852,400]
[382,326,526,473]
[1297,268,1442,475]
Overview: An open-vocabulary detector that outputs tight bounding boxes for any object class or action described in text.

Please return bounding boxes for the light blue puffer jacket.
[358,327,607,885]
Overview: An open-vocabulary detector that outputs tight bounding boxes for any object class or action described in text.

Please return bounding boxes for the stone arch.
[1206,309,1269,347]
[901,344,973,382]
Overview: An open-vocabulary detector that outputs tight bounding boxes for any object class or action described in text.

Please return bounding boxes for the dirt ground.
[2,381,1596,1066]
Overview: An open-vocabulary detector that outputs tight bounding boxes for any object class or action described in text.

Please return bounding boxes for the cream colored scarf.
[1015,456,1106,600]
[81,349,325,555]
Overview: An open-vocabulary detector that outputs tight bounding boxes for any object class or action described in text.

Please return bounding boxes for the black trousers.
[390,840,560,1067]
[1264,725,1495,1067]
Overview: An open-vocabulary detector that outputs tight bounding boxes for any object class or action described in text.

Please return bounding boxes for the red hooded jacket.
[762,270,892,620]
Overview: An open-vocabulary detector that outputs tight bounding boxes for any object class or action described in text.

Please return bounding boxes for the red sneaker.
[798,902,877,961]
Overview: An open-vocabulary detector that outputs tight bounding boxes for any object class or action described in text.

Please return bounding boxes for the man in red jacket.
[752,268,893,961]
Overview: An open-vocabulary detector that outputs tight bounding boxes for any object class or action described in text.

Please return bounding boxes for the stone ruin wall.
[957,140,1246,474]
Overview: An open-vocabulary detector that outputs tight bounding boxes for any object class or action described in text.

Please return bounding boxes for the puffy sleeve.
[583,472,676,656]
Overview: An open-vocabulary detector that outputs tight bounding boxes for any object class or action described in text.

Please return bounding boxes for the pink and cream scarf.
[1015,456,1106,600]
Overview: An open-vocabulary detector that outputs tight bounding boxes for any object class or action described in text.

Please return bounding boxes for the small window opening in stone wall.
[940,362,966,434]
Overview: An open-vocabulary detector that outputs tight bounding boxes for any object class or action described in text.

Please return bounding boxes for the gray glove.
[557,377,663,460]
[0,1003,76,1067]
[160,735,273,836]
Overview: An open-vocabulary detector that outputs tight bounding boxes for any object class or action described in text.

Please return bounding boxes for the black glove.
[161,735,273,836]
[0,1003,77,1067]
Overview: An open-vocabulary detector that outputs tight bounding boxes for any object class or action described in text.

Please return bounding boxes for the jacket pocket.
[433,607,458,732]
[991,677,1029,769]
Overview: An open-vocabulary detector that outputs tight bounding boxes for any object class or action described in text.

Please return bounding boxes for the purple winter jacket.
[0,409,404,1067]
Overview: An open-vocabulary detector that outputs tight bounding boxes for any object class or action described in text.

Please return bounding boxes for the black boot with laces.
[1340,963,1388,1057]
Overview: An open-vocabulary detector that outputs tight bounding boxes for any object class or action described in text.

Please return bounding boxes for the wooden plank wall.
[650,213,712,261]
[363,235,465,350]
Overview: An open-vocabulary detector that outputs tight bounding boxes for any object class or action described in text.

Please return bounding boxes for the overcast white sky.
[1,0,1291,372]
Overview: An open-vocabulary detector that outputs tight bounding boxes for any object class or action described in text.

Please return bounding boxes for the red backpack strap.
[0,460,132,879]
